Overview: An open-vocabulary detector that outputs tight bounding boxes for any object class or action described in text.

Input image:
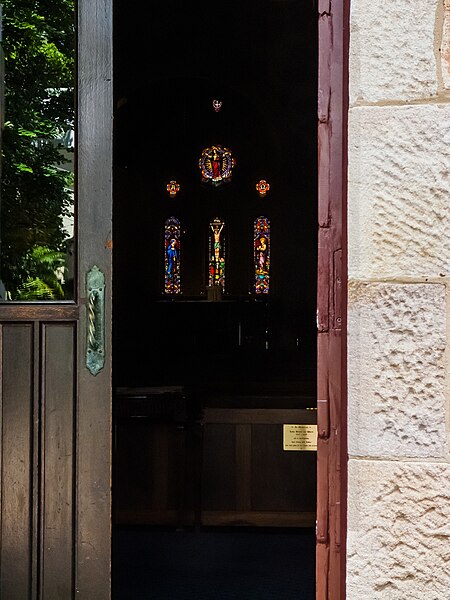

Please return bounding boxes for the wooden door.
[0,0,113,598]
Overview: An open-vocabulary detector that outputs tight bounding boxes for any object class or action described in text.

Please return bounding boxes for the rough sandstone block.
[348,104,450,280]
[349,0,438,103]
[348,282,446,458]
[347,459,450,600]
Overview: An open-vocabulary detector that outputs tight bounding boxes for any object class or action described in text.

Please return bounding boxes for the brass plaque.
[283,424,317,451]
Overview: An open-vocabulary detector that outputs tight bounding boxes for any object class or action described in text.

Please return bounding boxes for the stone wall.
[347,1,450,598]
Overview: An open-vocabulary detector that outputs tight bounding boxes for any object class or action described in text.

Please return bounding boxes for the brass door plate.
[283,424,317,451]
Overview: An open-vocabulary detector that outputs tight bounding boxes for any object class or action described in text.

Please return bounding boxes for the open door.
[0,0,113,597]
[112,0,318,598]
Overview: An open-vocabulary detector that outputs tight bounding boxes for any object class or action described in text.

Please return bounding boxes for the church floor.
[112,526,316,600]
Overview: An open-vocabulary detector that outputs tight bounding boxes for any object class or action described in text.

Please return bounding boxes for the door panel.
[41,324,76,598]
[0,324,34,599]
[0,319,79,599]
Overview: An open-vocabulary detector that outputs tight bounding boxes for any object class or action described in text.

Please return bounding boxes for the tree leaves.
[15,245,66,300]
[0,0,75,299]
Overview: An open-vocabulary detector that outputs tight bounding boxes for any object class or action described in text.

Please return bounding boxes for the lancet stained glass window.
[208,217,226,289]
[164,217,181,294]
[254,216,270,294]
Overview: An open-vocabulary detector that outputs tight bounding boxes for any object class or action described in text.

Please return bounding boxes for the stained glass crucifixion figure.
[254,216,270,294]
[208,217,226,290]
[164,216,181,294]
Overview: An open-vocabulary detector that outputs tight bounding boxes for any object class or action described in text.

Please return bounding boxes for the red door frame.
[316,1,349,598]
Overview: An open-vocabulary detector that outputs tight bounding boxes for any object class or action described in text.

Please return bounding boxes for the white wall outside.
[347,1,450,597]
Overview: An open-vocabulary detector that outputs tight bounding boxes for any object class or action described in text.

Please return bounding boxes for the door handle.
[86,265,105,375]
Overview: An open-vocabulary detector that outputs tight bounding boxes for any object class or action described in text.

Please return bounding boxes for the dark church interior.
[112,0,318,597]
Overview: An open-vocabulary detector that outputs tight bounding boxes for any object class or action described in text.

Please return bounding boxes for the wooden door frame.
[76,0,113,595]
[316,1,349,599]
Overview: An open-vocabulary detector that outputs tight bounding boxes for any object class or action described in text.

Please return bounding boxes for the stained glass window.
[166,180,180,197]
[254,216,270,294]
[256,180,270,197]
[164,217,181,294]
[208,217,226,290]
[199,145,235,186]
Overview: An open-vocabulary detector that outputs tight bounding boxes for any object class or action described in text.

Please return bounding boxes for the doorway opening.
[112,1,318,598]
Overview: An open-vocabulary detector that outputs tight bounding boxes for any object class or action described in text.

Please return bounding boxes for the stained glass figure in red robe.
[199,145,235,186]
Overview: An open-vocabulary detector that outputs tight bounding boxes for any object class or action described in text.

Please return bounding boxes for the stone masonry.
[347,1,450,598]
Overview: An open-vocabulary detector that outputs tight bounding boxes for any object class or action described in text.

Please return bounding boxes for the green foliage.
[0,0,75,299]
[15,244,65,299]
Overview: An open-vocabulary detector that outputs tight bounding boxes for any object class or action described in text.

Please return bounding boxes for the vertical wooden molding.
[316,0,349,599]
[317,334,330,440]
[0,323,2,562]
[317,228,331,333]
[41,324,76,598]
[33,321,42,600]
[0,324,34,598]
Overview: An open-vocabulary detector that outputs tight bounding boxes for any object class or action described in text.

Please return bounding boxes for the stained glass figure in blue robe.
[164,217,181,294]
